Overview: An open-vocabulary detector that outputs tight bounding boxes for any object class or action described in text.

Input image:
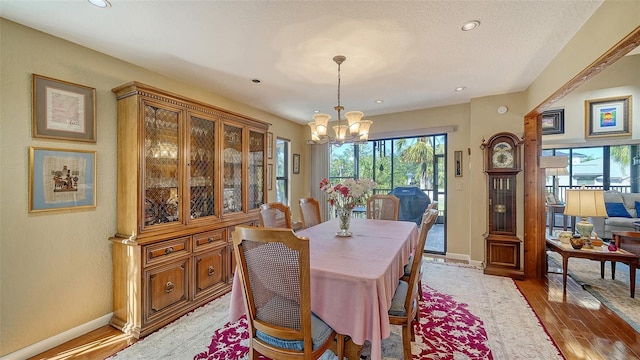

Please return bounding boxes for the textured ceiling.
[0,0,605,124]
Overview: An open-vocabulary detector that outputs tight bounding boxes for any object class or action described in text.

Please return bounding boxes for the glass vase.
[337,206,353,236]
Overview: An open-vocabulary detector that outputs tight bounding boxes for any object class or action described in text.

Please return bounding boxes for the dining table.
[228,217,419,360]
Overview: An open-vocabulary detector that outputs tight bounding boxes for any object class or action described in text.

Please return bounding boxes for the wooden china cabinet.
[109,82,268,338]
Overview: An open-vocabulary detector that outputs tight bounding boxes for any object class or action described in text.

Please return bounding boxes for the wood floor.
[27,256,640,360]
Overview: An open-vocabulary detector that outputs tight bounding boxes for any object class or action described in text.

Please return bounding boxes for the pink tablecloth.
[229,218,419,360]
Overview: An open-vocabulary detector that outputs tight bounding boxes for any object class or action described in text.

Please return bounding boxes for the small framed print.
[454,151,463,177]
[545,192,558,205]
[267,164,273,190]
[541,109,564,135]
[32,74,96,143]
[585,96,631,138]
[29,147,97,213]
[267,132,274,159]
[293,154,300,174]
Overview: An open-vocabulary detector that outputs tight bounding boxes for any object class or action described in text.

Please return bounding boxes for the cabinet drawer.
[193,229,226,252]
[144,237,190,267]
[227,221,258,243]
[144,259,190,323]
[194,245,227,298]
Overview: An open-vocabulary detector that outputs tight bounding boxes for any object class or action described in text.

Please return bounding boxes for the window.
[329,134,447,254]
[542,144,640,203]
[275,138,289,204]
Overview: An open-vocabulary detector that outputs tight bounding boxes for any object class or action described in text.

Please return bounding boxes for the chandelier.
[308,55,373,145]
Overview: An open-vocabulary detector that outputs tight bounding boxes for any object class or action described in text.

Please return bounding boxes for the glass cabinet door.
[143,102,181,227]
[223,124,243,214]
[189,115,216,220]
[248,130,265,210]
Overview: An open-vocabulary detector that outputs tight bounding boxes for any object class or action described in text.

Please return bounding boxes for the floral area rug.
[194,284,493,360]
[547,251,640,333]
[109,261,563,360]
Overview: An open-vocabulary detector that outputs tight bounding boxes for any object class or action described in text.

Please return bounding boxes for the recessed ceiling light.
[251,79,261,83]
[375,100,384,104]
[461,20,480,32]
[313,110,320,113]
[455,86,466,92]
[88,0,111,8]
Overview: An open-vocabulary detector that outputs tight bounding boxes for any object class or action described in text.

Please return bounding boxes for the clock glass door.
[490,175,515,234]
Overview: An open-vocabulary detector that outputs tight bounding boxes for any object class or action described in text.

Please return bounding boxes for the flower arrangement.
[319,178,377,210]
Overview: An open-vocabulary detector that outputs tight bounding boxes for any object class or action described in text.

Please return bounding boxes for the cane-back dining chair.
[427,200,438,211]
[299,197,322,229]
[259,202,293,229]
[389,208,437,360]
[366,194,400,221]
[402,208,438,301]
[232,226,345,360]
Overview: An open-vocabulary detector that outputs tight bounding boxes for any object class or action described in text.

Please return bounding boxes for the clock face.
[492,142,514,168]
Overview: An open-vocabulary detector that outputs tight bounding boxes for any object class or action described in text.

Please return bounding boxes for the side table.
[546,238,639,298]
[546,204,576,236]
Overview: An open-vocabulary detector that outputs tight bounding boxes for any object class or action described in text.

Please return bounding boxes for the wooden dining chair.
[389,209,437,360]
[402,209,439,301]
[232,226,344,360]
[259,202,292,229]
[427,200,438,211]
[299,197,322,229]
[366,194,400,221]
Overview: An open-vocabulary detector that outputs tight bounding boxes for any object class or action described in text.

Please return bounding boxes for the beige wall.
[2,0,638,356]
[526,0,640,111]
[0,19,304,356]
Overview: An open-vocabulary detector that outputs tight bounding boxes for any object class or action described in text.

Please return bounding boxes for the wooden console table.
[546,238,639,298]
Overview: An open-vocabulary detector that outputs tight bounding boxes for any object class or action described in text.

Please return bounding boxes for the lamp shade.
[540,155,568,169]
[563,189,607,217]
[546,167,569,176]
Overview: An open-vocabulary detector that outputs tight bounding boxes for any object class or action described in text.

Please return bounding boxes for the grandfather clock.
[480,132,524,279]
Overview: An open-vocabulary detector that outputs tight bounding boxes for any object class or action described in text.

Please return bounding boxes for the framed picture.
[267,132,273,159]
[545,192,557,205]
[29,147,96,213]
[541,109,564,135]
[32,74,96,143]
[267,164,273,190]
[454,151,462,177]
[293,154,300,174]
[585,96,631,138]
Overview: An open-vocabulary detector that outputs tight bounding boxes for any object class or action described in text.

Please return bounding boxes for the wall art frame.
[32,74,96,143]
[541,109,564,135]
[29,146,97,213]
[267,163,273,190]
[585,95,631,138]
[267,132,273,159]
[545,192,558,205]
[454,150,463,177]
[293,154,300,174]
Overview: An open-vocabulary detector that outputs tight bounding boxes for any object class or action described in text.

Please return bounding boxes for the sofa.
[591,190,640,239]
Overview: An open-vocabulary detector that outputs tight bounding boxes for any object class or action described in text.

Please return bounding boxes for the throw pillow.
[605,202,631,218]
[635,201,640,217]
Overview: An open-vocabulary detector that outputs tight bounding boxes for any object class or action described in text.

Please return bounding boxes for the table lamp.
[563,187,607,248]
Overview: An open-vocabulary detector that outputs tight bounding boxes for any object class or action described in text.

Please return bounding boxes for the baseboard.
[444,252,472,263]
[0,313,112,360]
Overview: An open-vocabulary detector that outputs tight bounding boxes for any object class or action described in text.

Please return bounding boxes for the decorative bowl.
[591,239,604,247]
[570,237,584,249]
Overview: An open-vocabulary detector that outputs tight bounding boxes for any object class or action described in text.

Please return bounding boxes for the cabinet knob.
[164,247,174,255]
[165,281,174,293]
[208,266,215,276]
[208,237,215,243]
